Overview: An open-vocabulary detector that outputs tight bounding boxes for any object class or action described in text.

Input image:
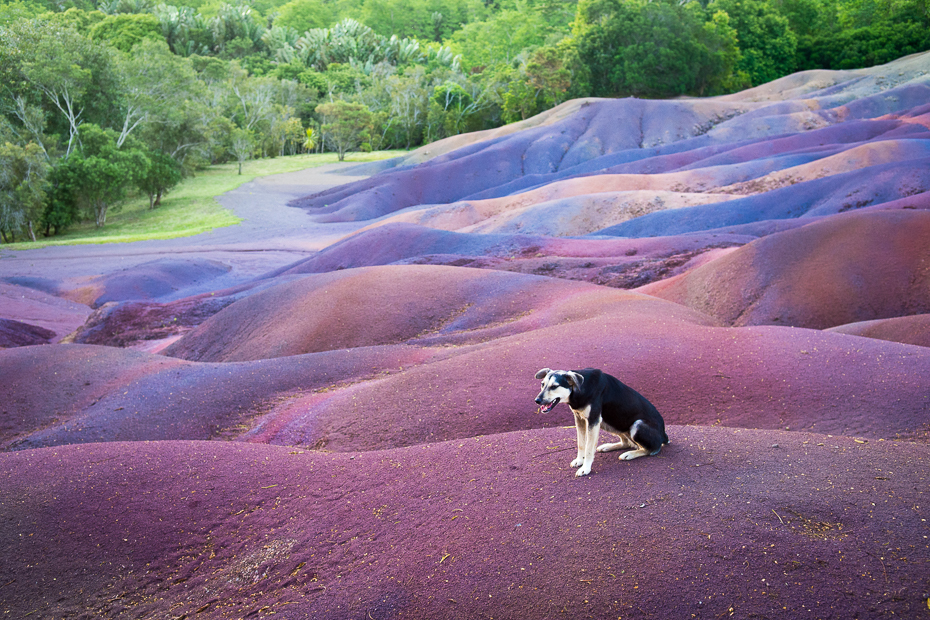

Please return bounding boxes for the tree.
[274,0,333,33]
[229,126,254,174]
[153,4,213,57]
[227,66,277,131]
[358,0,483,41]
[447,5,549,72]
[707,0,797,86]
[302,126,317,152]
[498,45,573,123]
[113,38,200,148]
[88,12,163,52]
[278,116,306,155]
[0,141,49,243]
[0,20,117,158]
[574,0,741,98]
[383,67,430,149]
[315,100,373,161]
[0,1,45,26]
[136,149,182,208]
[54,124,150,227]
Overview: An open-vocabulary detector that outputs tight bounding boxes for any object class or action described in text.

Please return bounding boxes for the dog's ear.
[535,368,552,380]
[567,372,584,389]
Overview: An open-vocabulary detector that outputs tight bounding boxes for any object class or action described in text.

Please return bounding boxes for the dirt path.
[0,163,373,287]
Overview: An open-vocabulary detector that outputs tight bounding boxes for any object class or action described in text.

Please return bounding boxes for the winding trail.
[0,163,373,292]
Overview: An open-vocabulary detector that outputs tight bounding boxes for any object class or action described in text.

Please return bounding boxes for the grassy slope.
[3,151,402,250]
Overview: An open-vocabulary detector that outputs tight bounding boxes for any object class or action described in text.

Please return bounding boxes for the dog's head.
[534,368,584,413]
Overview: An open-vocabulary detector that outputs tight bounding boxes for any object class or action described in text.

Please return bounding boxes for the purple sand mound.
[596,156,930,237]
[289,98,752,222]
[1,432,927,619]
[0,282,92,342]
[279,223,750,288]
[0,318,55,348]
[237,297,930,451]
[827,313,930,348]
[0,343,435,451]
[70,295,238,348]
[290,80,930,236]
[0,345,183,447]
[66,258,232,308]
[163,265,672,362]
[639,210,930,329]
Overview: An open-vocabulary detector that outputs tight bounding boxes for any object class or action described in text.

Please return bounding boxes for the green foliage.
[296,68,328,92]
[54,124,150,227]
[447,4,549,71]
[212,2,265,56]
[0,19,118,157]
[773,0,832,38]
[499,45,572,123]
[574,0,741,98]
[799,19,930,69]
[43,7,106,32]
[229,126,254,173]
[316,100,373,161]
[273,0,333,33]
[98,0,156,15]
[303,127,317,151]
[90,13,163,53]
[42,179,81,236]
[0,1,46,26]
[0,141,49,242]
[154,4,214,56]
[427,79,492,139]
[322,63,372,94]
[136,149,183,208]
[358,0,484,41]
[708,0,797,86]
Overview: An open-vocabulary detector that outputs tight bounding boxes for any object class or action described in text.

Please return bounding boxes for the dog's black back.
[569,368,668,447]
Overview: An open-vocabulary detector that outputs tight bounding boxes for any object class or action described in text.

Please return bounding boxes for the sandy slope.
[1,431,927,619]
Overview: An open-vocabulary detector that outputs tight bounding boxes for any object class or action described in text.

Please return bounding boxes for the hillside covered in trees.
[1,0,929,241]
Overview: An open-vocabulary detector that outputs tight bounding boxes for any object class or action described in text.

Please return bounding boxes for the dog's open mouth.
[537,398,559,414]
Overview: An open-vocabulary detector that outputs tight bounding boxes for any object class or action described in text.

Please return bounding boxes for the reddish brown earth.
[638,209,930,328]
[1,53,929,619]
[827,313,930,347]
[1,431,927,619]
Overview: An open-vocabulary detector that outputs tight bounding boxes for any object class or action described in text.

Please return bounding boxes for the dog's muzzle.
[535,397,559,414]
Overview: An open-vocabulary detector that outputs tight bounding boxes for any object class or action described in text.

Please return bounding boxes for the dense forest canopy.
[1,0,928,241]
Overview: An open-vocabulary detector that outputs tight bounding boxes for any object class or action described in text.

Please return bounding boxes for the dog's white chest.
[571,405,592,420]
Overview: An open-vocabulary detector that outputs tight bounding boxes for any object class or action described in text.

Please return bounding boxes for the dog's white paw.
[619,449,647,461]
[596,443,620,453]
[570,456,584,468]
[575,465,592,477]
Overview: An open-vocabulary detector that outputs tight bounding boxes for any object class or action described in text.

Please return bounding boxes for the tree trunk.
[238,161,243,175]
[95,202,107,227]
[27,220,36,242]
[149,192,156,209]
[154,190,163,207]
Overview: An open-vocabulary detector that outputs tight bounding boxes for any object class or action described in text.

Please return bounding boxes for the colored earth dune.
[1,53,929,619]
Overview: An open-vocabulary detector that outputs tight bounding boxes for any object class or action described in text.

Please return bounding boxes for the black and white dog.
[535,368,668,476]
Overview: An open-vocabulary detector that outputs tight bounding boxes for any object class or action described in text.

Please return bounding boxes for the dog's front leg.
[576,420,600,477]
[570,412,586,469]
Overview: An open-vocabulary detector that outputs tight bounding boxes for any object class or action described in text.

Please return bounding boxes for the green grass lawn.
[3,151,403,250]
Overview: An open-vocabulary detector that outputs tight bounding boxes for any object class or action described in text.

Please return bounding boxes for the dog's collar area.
[538,398,560,414]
